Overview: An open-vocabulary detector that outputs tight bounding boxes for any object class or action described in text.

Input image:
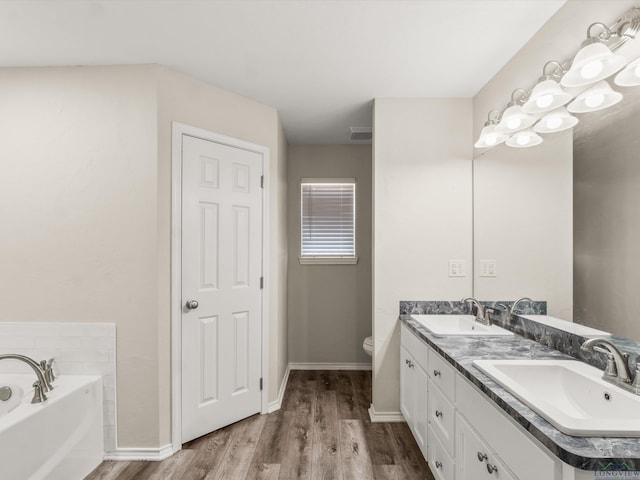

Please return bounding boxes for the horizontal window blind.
[301,182,356,257]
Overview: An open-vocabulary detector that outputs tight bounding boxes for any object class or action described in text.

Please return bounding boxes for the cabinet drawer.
[428,379,455,456]
[428,347,455,402]
[428,427,454,480]
[456,375,560,480]
[456,414,516,480]
[401,324,429,371]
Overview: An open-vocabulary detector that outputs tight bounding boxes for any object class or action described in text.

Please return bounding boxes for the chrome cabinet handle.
[477,452,488,462]
[487,463,498,474]
[409,360,414,368]
[185,299,199,310]
[435,410,443,418]
[433,369,441,377]
[435,461,442,469]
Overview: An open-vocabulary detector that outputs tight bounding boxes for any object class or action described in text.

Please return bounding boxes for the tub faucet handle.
[31,381,48,404]
[45,358,55,384]
[39,358,56,386]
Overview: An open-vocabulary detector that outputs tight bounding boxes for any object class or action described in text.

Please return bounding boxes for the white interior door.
[181,134,263,443]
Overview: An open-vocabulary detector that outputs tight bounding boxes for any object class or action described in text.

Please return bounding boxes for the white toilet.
[363,336,373,356]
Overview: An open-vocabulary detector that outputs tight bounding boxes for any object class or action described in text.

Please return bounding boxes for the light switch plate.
[479,259,497,277]
[449,260,466,277]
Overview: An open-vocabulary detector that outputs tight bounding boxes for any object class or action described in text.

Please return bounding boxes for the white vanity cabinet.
[400,325,429,457]
[400,323,563,480]
[455,367,561,480]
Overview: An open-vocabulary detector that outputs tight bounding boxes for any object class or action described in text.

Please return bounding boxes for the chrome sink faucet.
[461,297,489,325]
[510,297,533,315]
[0,354,53,403]
[581,338,640,393]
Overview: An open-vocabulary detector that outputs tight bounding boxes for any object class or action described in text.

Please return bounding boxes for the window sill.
[299,256,359,265]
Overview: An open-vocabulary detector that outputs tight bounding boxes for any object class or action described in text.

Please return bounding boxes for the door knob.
[185,300,199,310]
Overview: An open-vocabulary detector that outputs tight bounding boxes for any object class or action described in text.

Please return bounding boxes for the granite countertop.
[400,315,640,471]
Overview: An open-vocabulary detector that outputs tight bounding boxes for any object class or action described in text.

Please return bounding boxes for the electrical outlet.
[449,260,466,277]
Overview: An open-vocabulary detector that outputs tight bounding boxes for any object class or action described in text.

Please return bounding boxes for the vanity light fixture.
[522,62,572,114]
[567,80,622,113]
[505,129,543,148]
[474,110,509,148]
[475,7,640,150]
[614,57,640,87]
[533,107,578,134]
[560,23,627,88]
[495,90,537,134]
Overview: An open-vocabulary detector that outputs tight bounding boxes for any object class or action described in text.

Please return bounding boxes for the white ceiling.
[0,0,566,144]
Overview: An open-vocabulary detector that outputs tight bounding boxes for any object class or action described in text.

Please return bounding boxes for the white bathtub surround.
[0,322,116,452]
[0,373,103,480]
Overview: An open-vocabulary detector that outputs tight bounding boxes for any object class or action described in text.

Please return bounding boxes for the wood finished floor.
[86,370,435,480]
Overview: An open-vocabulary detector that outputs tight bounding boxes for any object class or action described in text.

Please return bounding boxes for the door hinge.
[260,175,264,188]
[260,377,263,390]
[260,277,264,289]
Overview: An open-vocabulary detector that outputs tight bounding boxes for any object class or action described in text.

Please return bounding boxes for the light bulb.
[484,134,497,146]
[585,93,604,108]
[546,117,563,130]
[516,134,530,146]
[536,94,554,109]
[581,60,604,80]
[506,117,522,130]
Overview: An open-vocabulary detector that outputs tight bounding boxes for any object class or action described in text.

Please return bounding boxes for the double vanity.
[399,307,640,480]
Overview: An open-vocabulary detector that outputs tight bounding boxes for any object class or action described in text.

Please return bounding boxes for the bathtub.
[0,374,104,480]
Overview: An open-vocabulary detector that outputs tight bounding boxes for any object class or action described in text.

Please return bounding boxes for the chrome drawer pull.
[433,369,441,377]
[487,463,498,474]
[435,461,442,469]
[435,410,443,418]
[477,452,488,462]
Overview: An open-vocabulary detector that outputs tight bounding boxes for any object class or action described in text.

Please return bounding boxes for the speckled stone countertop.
[400,315,640,471]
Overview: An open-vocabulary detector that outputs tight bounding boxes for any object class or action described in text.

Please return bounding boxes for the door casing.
[170,121,270,453]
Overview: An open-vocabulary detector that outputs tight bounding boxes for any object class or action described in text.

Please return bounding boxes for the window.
[300,178,357,264]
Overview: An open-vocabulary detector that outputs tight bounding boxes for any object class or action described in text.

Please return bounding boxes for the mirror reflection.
[474,72,640,341]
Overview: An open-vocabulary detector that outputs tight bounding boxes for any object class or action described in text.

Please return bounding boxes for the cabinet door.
[400,346,413,423]
[414,363,429,457]
[456,414,516,480]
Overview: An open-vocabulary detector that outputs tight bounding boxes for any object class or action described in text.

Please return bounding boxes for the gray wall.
[287,145,372,365]
[574,95,640,341]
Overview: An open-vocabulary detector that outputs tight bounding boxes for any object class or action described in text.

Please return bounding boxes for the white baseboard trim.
[104,444,174,462]
[288,362,372,371]
[267,364,291,413]
[368,405,405,423]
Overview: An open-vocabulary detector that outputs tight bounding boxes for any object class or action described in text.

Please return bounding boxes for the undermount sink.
[473,359,640,437]
[410,314,514,337]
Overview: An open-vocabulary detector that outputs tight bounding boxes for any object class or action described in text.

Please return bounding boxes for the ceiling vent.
[349,127,372,141]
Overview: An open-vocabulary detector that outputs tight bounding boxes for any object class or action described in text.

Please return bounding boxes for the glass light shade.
[567,80,623,113]
[506,129,543,148]
[533,107,579,133]
[495,105,537,133]
[474,124,508,148]
[522,80,572,114]
[614,57,640,86]
[561,43,627,88]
